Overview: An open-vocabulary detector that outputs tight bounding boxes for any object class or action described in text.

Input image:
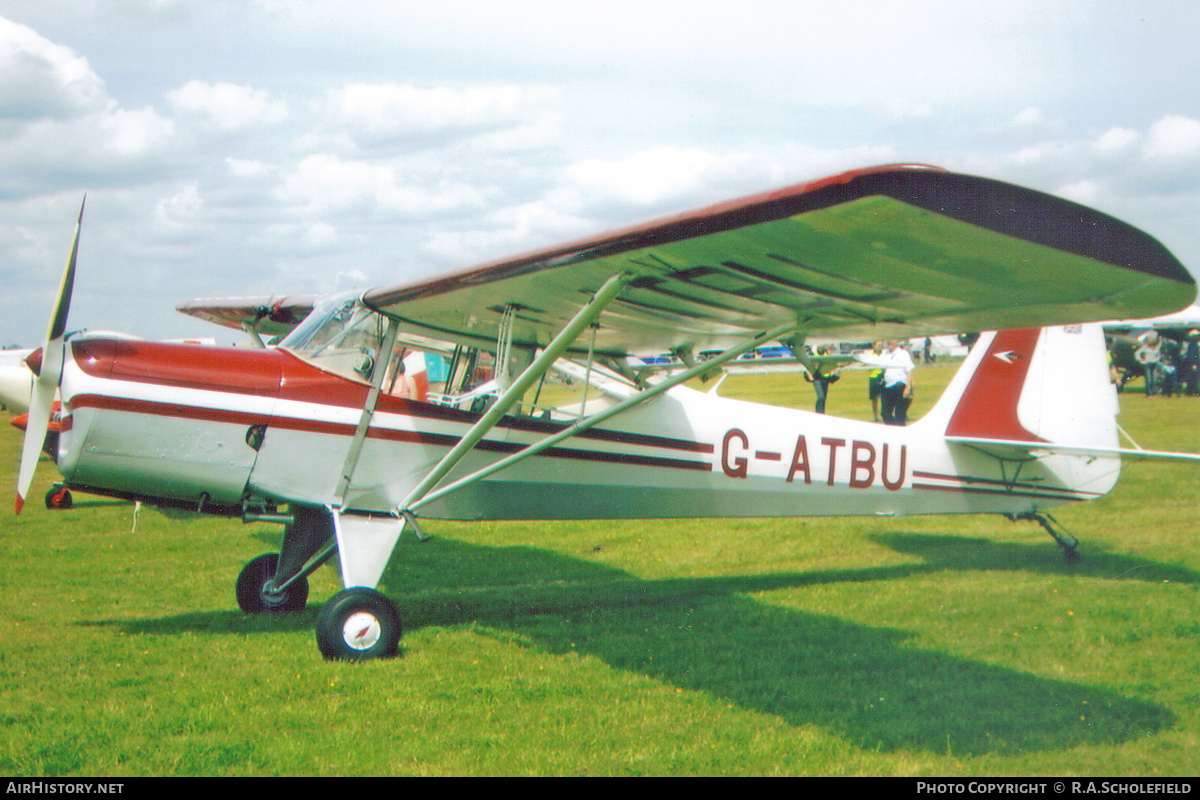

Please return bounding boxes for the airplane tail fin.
[919,324,1121,456]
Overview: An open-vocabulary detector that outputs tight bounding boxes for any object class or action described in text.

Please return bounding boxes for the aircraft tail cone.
[15,197,83,515]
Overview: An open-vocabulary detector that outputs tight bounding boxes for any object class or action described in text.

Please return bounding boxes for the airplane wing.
[176,295,318,338]
[361,164,1197,358]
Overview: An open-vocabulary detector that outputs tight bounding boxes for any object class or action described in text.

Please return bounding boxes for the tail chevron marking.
[944,328,1046,443]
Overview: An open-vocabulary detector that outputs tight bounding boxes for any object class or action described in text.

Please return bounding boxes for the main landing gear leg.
[236,506,336,613]
[1011,511,1081,564]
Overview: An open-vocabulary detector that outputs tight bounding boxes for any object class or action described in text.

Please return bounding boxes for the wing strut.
[334,315,401,506]
[330,275,630,590]
[404,318,800,516]
[397,272,634,514]
[240,321,268,349]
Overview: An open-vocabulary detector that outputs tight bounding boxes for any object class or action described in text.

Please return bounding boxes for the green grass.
[1,364,1198,776]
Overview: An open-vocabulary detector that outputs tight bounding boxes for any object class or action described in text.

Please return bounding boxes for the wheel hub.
[342,611,382,650]
[260,580,288,607]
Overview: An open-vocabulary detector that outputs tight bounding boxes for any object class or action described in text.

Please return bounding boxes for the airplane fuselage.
[54,335,1119,523]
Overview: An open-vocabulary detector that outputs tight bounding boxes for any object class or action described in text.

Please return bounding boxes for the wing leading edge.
[362,164,1196,357]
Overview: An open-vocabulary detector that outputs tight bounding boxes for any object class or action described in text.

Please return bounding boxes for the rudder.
[920,325,1119,453]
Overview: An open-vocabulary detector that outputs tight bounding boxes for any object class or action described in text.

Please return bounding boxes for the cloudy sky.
[1,0,1199,346]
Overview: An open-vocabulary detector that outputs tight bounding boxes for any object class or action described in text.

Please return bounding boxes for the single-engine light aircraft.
[15,164,1200,660]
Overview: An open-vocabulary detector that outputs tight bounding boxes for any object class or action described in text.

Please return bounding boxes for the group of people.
[801,339,915,425]
[800,328,1200,422]
[1130,329,1200,397]
[860,339,915,425]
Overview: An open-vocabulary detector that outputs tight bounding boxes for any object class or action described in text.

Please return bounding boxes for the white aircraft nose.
[0,361,33,414]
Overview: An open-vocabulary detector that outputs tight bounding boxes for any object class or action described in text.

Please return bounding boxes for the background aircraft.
[1104,307,1200,392]
[0,349,33,415]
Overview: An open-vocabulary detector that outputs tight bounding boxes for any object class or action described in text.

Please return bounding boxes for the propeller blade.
[15,198,84,514]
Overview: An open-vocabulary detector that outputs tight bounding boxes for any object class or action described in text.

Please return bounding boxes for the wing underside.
[361,165,1196,356]
[176,295,318,338]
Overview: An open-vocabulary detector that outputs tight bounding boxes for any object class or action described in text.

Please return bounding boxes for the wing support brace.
[399,272,634,512]
[331,273,633,590]
[405,319,800,516]
[326,316,406,590]
[240,321,268,349]
[335,315,401,506]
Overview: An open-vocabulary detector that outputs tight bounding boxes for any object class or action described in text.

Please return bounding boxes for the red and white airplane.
[15,164,1200,660]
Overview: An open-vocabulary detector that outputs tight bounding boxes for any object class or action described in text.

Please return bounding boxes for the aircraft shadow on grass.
[96,531,1189,756]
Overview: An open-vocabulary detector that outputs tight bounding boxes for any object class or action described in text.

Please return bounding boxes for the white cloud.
[302,222,338,249]
[310,83,559,153]
[1144,114,1200,160]
[167,80,288,133]
[225,157,271,177]
[568,147,718,206]
[274,153,390,216]
[334,83,524,132]
[1009,107,1045,128]
[0,16,108,122]
[1092,127,1139,155]
[99,105,176,156]
[272,152,491,220]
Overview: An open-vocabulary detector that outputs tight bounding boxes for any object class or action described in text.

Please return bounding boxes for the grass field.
[1,363,1198,776]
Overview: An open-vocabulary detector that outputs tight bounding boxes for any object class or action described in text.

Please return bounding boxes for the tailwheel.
[315,587,401,661]
[236,552,309,613]
[44,485,72,510]
[1012,511,1081,565]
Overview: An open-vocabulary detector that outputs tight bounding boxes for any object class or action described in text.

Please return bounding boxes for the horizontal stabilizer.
[946,435,1200,464]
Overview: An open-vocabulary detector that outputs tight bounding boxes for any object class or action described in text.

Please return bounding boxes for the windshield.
[279,292,392,383]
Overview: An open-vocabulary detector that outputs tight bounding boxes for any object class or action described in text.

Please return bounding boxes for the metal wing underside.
[176,295,318,338]
[362,165,1196,357]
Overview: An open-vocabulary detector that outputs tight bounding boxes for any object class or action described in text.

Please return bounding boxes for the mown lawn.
[1,363,1197,776]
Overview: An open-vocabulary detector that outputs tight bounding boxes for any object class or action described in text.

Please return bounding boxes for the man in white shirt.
[856,339,915,425]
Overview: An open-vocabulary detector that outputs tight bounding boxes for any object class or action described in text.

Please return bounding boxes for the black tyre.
[315,587,401,661]
[45,486,72,509]
[236,552,309,613]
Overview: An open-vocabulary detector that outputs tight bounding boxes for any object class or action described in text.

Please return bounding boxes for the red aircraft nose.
[10,402,62,456]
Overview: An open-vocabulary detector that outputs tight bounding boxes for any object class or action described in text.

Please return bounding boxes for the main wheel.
[236,552,309,613]
[315,587,401,661]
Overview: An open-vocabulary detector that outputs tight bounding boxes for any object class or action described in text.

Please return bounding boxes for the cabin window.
[279,293,394,384]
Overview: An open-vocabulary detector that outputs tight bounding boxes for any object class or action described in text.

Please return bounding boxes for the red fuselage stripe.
[911,482,1087,502]
[911,469,1102,498]
[70,338,713,456]
[68,394,714,473]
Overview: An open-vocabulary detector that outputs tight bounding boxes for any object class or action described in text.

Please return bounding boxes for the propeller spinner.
[15,198,84,514]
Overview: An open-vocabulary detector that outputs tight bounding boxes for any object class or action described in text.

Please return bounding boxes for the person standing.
[1136,330,1163,396]
[867,341,885,422]
[1183,330,1200,396]
[804,366,841,414]
[857,339,915,425]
